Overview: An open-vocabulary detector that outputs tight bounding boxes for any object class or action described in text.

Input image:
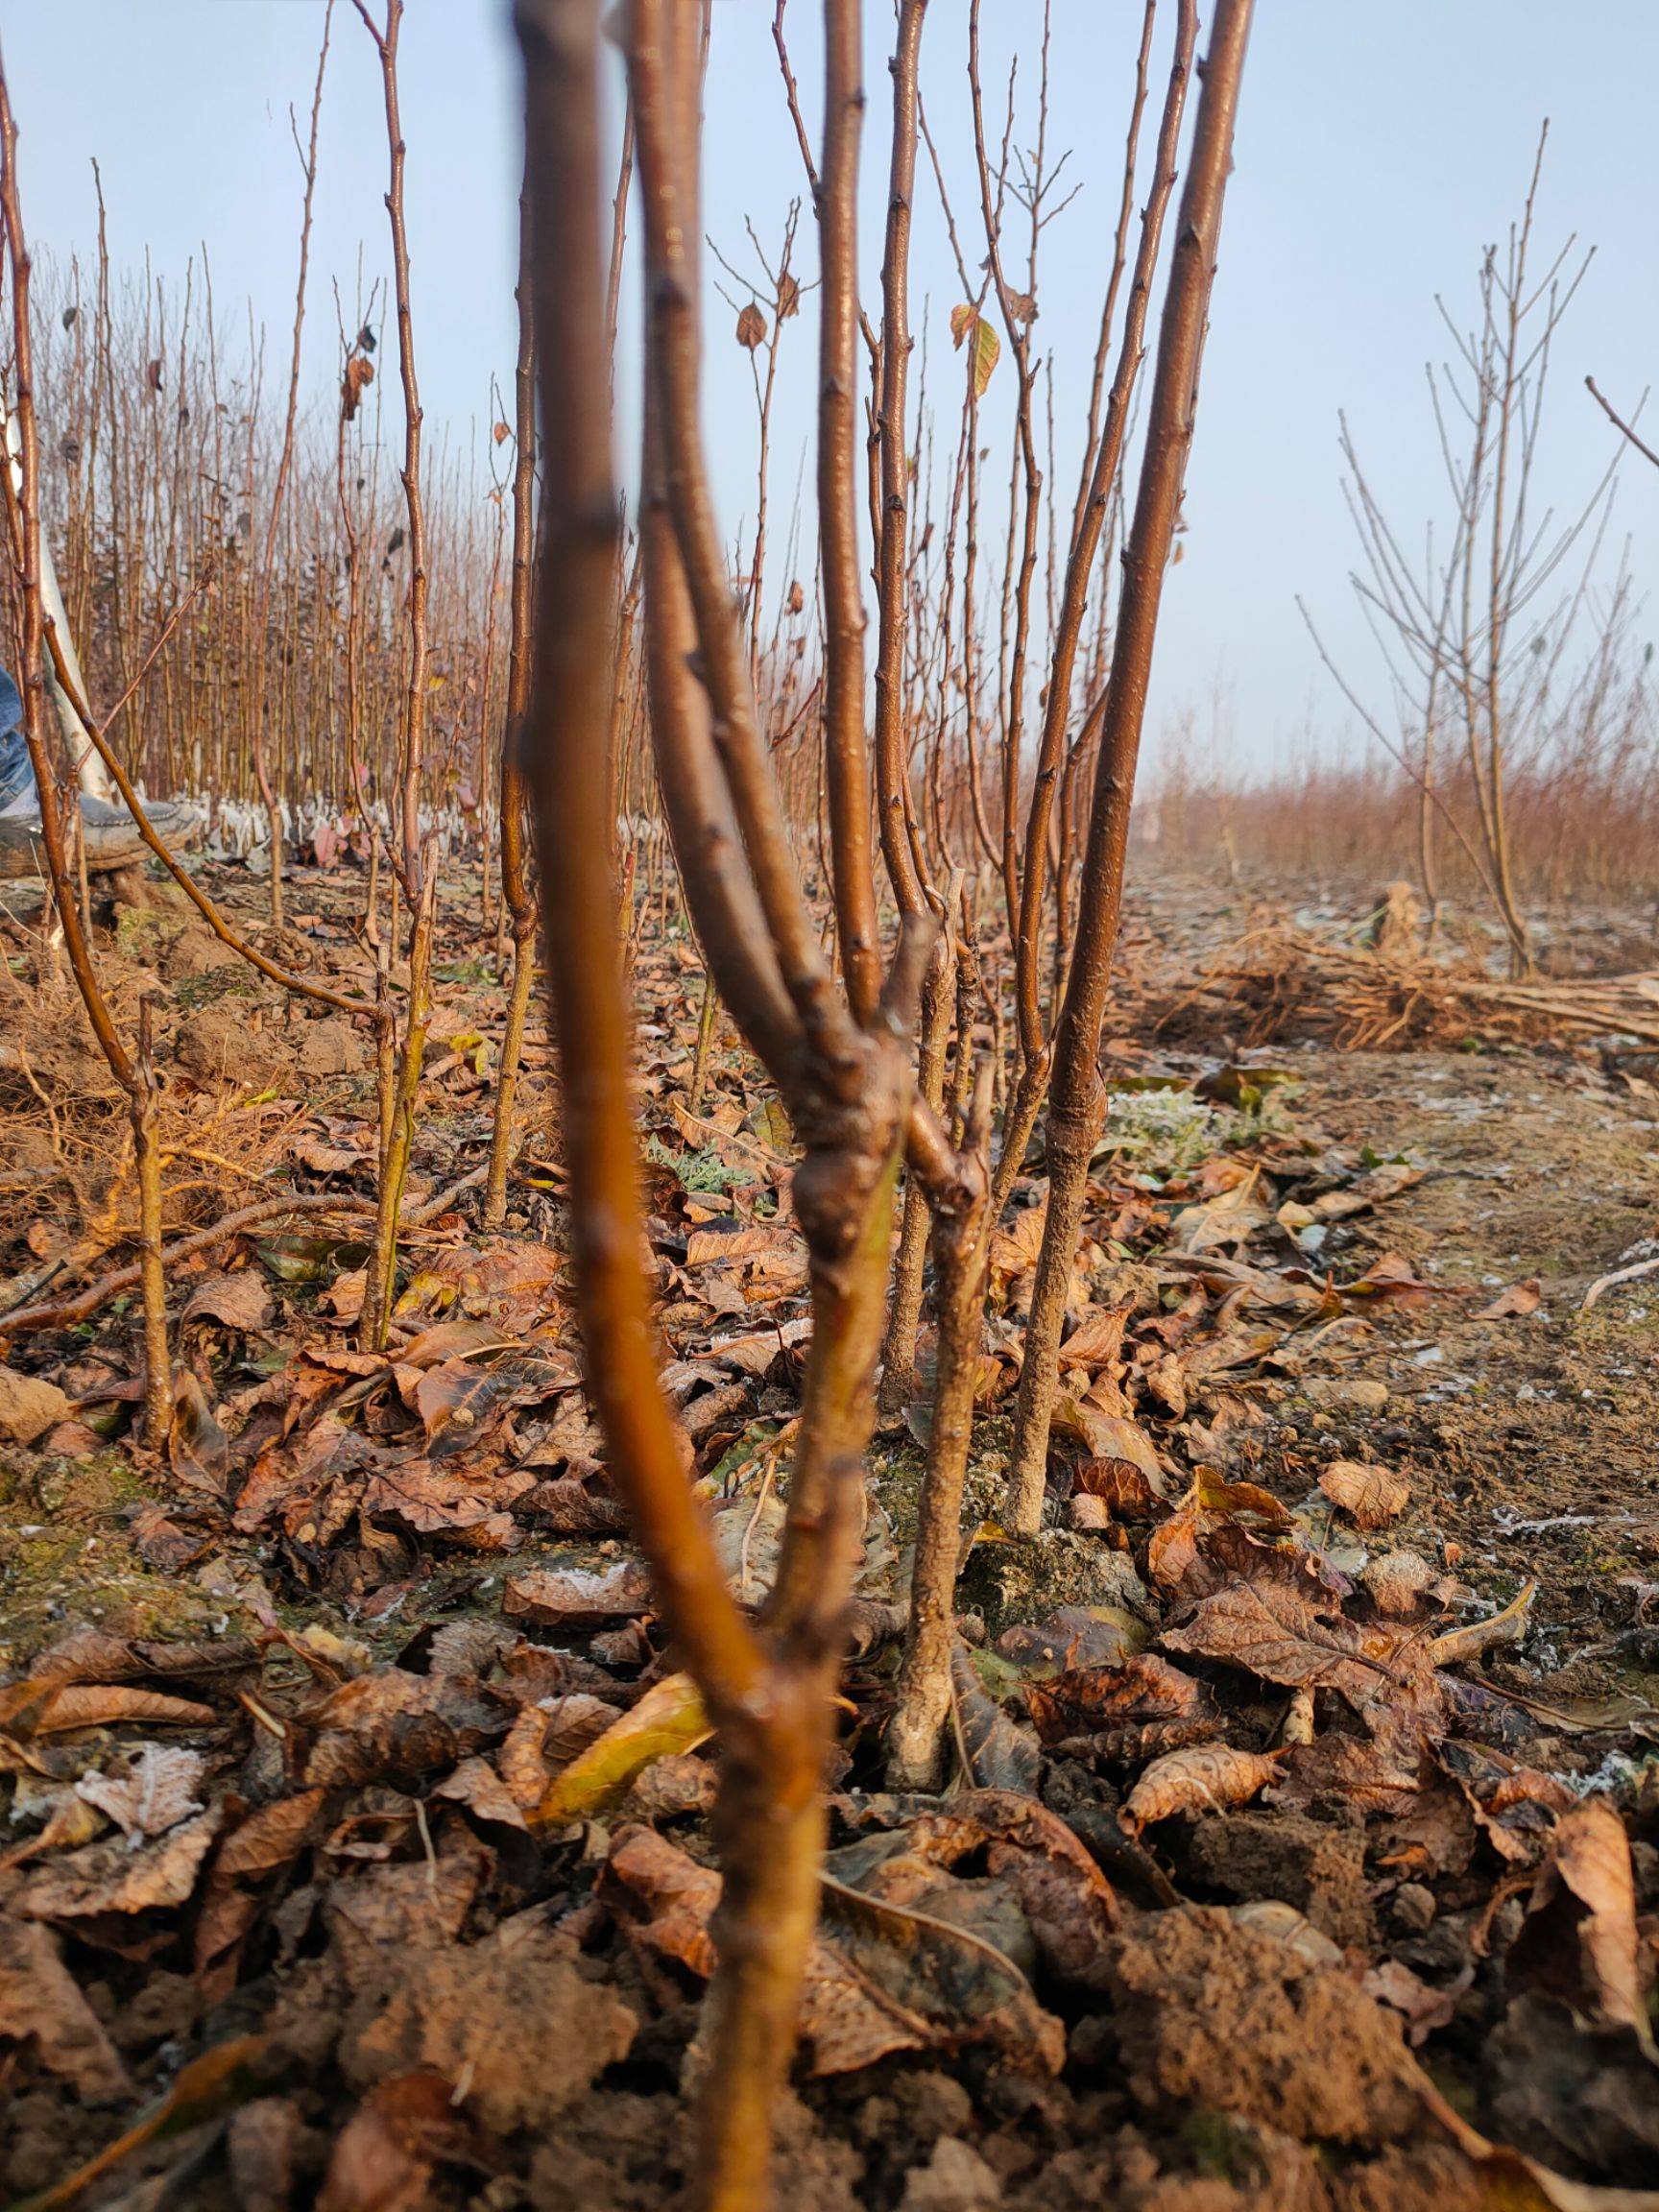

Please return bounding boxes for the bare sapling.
[483,173,539,1230]
[0,54,173,1442]
[884,0,1198,1780]
[252,0,334,929]
[517,0,976,2200]
[1005,0,1255,1533]
[1305,130,1616,974]
[352,0,438,1350]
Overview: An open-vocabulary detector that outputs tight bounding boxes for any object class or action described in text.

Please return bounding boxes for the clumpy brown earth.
[0,859,1657,2209]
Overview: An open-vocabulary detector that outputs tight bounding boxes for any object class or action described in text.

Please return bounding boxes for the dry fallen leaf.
[1509,1796,1653,2047]
[0,1680,218,1737]
[180,1267,275,1332]
[0,1919,132,2104]
[605,1824,1064,2077]
[1120,1743,1284,1834]
[76,1743,205,1840]
[530,1672,710,1828]
[1319,1458,1410,1529]
[1428,1578,1537,1668]
[1473,1276,1543,1319]
[18,1806,224,1920]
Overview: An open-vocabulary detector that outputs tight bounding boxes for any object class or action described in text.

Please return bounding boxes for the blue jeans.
[0,664,35,811]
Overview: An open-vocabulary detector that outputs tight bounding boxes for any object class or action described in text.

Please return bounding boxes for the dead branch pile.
[1129,924,1659,1051]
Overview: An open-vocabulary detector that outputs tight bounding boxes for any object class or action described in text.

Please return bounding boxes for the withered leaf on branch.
[1120,1743,1284,1835]
[342,351,374,421]
[735,301,767,349]
[949,302,1000,397]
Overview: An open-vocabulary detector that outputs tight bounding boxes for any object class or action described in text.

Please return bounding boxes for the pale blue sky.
[5,1,1657,780]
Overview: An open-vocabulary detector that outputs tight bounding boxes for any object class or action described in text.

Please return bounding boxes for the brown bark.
[887,1059,993,1789]
[353,0,436,1351]
[522,5,919,2206]
[485,172,541,1230]
[1006,0,1256,1532]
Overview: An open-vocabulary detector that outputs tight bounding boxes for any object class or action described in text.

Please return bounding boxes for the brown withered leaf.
[129,1503,210,1574]
[605,1824,1063,2077]
[431,1756,529,1830]
[181,1268,275,1333]
[1473,1277,1542,1319]
[1073,1455,1156,1518]
[1195,1466,1294,1527]
[1027,1651,1208,1745]
[1274,1731,1425,1816]
[1052,1405,1167,1494]
[1058,1307,1129,1370]
[319,2070,483,2212]
[1319,1458,1410,1529]
[0,1919,132,2103]
[502,1557,653,1632]
[1147,1503,1206,1595]
[530,1672,709,1828]
[17,1806,223,1919]
[734,300,767,349]
[1436,1740,1573,1866]
[76,1743,204,1840]
[325,1842,489,1965]
[361,1461,523,1550]
[1162,1577,1391,1705]
[0,1679,217,1737]
[1508,1796,1653,2045]
[995,1604,1148,1679]
[301,1668,505,1790]
[1428,1578,1536,1668]
[341,1912,637,2135]
[987,1201,1046,1286]
[1363,1956,1468,2046]
[196,1789,327,1994]
[519,1475,629,1534]
[1362,1549,1463,1619]
[168,1368,231,1490]
[16,1624,255,1693]
[1120,1743,1284,1835]
[342,351,374,420]
[951,1646,1041,1793]
[409,1347,570,1452]
[892,1790,1120,1987]
[1342,1251,1468,1306]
